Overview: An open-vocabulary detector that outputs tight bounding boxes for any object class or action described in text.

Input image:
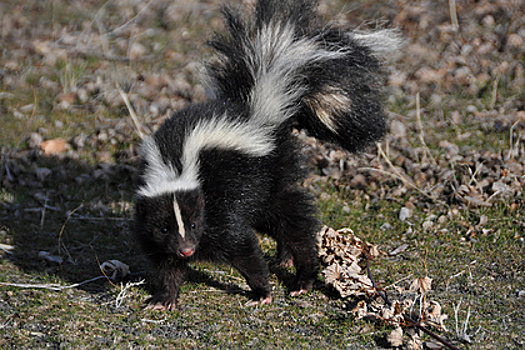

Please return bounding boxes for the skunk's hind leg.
[273,241,294,268]
[257,188,320,295]
[225,226,272,305]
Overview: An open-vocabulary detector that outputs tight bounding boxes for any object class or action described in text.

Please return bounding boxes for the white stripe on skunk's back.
[245,22,350,129]
[137,114,275,198]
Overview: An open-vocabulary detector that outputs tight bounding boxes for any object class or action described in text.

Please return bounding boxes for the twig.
[415,92,437,166]
[490,75,500,109]
[103,0,154,37]
[403,313,462,350]
[454,300,472,343]
[40,192,48,230]
[141,318,167,324]
[466,161,485,187]
[365,255,462,350]
[449,0,459,30]
[0,276,107,292]
[68,215,133,221]
[360,148,438,203]
[454,299,462,337]
[0,243,14,254]
[365,253,389,305]
[506,119,520,160]
[95,254,118,289]
[58,205,83,265]
[384,274,414,290]
[115,280,146,308]
[463,306,471,341]
[118,86,146,140]
[4,159,14,181]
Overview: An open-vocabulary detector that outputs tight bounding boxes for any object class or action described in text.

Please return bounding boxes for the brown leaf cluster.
[316,226,381,298]
[317,226,449,348]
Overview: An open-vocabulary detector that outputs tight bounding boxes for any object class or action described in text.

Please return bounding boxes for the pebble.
[399,207,412,222]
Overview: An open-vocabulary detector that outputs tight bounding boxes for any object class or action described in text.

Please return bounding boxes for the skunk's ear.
[186,190,205,209]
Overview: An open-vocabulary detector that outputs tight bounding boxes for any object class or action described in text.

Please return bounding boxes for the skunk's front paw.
[146,292,178,311]
[245,294,272,307]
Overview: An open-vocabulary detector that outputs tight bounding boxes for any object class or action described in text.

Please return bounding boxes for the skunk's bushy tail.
[204,0,402,152]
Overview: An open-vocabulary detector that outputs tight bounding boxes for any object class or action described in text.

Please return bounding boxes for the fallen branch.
[365,254,462,350]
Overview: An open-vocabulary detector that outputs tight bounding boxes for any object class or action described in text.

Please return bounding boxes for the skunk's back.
[204,0,402,152]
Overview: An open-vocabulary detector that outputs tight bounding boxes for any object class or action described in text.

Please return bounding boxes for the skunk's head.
[134,189,205,261]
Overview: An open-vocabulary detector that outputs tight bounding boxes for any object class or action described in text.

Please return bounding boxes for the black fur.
[133,0,397,309]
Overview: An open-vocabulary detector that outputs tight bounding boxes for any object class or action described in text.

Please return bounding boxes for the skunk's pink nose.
[179,248,194,257]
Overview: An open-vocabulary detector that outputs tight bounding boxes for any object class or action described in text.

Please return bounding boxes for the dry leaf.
[406,334,424,350]
[351,300,369,319]
[387,326,404,347]
[426,301,448,331]
[389,244,409,256]
[323,262,342,285]
[408,276,432,294]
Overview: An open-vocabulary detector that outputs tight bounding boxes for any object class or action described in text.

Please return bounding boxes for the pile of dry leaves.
[317,226,452,349]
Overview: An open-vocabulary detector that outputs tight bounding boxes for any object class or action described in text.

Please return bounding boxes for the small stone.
[349,174,367,189]
[390,120,406,138]
[77,88,89,103]
[466,105,478,114]
[380,222,393,231]
[399,207,411,222]
[28,133,43,148]
[422,221,434,230]
[129,42,147,60]
[507,33,524,49]
[40,138,69,155]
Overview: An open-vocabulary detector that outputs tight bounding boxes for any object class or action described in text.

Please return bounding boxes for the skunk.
[134,0,401,310]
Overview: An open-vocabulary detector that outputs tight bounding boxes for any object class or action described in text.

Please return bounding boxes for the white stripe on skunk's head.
[172,196,186,239]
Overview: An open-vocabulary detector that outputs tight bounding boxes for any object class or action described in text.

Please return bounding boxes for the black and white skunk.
[134,0,401,310]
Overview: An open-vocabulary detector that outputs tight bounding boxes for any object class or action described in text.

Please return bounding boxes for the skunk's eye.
[190,222,196,229]
[159,226,169,234]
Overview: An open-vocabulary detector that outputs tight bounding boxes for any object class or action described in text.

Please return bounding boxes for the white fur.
[173,197,186,239]
[137,137,200,197]
[137,138,191,197]
[249,23,350,127]
[350,29,404,61]
[304,87,352,133]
